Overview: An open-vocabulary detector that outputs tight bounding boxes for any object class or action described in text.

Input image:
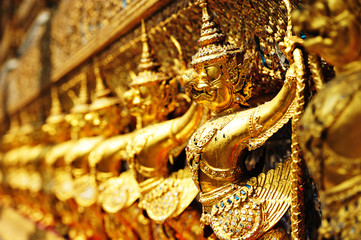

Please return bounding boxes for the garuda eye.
[205,65,221,81]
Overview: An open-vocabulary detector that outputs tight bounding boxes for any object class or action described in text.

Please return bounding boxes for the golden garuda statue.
[65,60,131,240]
[4,0,358,238]
[43,86,77,235]
[124,20,205,238]
[33,87,72,228]
[49,70,110,239]
[293,0,361,238]
[51,72,91,207]
[183,0,310,239]
[70,58,128,209]
[90,19,205,239]
[1,108,51,225]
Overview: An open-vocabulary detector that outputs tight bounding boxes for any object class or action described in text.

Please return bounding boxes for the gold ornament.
[184,1,307,239]
[121,21,205,238]
[139,168,198,223]
[294,0,361,239]
[200,159,291,240]
[124,20,179,129]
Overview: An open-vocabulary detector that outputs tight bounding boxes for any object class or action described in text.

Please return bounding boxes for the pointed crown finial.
[198,0,225,47]
[19,110,34,135]
[139,19,160,72]
[130,19,169,86]
[90,58,120,111]
[79,72,89,105]
[71,72,90,113]
[191,0,239,67]
[46,86,66,124]
[50,87,62,116]
[93,57,111,99]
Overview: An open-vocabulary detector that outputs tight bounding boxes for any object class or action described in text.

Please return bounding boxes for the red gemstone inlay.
[246,225,251,229]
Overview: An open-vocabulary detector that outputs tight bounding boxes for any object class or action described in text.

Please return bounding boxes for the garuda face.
[185,61,236,114]
[124,77,178,127]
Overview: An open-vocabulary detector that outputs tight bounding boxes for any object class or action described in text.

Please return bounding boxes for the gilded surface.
[1,0,355,239]
[121,21,204,239]
[183,1,308,239]
[294,0,361,238]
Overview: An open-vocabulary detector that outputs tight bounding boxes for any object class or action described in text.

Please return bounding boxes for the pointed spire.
[191,0,239,67]
[93,57,111,99]
[46,86,66,124]
[71,72,89,113]
[19,110,34,135]
[130,19,168,86]
[139,19,160,72]
[79,72,89,105]
[90,58,119,111]
[50,87,62,116]
[198,0,225,47]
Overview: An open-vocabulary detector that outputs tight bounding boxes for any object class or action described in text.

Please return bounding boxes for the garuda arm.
[88,132,135,174]
[128,102,204,178]
[220,65,298,157]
